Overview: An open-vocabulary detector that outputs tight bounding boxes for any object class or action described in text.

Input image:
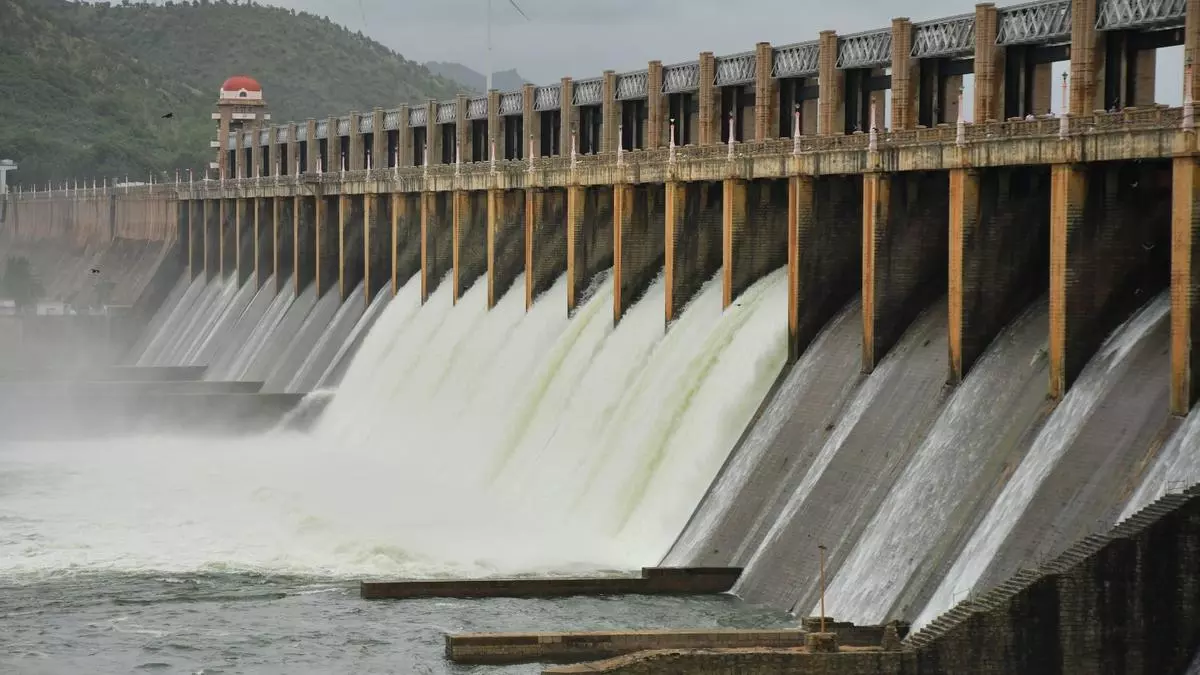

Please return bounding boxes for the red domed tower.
[212,75,270,179]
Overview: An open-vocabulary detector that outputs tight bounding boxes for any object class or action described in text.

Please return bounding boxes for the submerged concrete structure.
[4,0,1200,416]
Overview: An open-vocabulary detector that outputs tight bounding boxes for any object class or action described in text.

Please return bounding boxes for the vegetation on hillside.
[1,0,466,186]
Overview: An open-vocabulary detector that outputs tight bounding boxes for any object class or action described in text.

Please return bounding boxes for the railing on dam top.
[11,106,1189,200]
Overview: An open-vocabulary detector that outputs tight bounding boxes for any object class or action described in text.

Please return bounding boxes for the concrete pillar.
[316,194,338,296]
[421,191,452,302]
[349,112,364,170]
[560,78,575,157]
[567,185,615,313]
[1048,162,1171,398]
[284,122,296,175]
[456,94,469,164]
[819,31,844,135]
[371,108,386,170]
[1187,0,1200,100]
[251,125,264,178]
[488,189,526,308]
[236,198,254,286]
[699,52,719,145]
[974,4,1001,123]
[861,171,950,371]
[294,195,315,294]
[277,196,294,292]
[453,190,488,303]
[723,178,789,309]
[754,43,776,141]
[339,194,365,301]
[788,175,863,361]
[948,167,1051,383]
[234,130,245,179]
[188,200,203,279]
[392,193,421,293]
[254,197,272,289]
[648,61,665,148]
[397,104,412,168]
[427,100,442,165]
[305,120,319,173]
[665,181,723,323]
[891,19,917,131]
[488,90,501,161]
[602,70,618,154]
[1069,0,1104,115]
[1173,156,1200,414]
[327,116,342,171]
[613,183,666,322]
[526,187,568,309]
[522,84,538,159]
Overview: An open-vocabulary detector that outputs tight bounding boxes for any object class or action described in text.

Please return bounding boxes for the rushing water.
[0,267,792,672]
[1121,401,1200,520]
[916,294,1171,628]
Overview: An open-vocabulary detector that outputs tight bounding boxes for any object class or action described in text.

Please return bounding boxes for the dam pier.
[3,0,1200,673]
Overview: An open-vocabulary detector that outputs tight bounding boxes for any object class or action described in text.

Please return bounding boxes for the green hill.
[1,0,466,186]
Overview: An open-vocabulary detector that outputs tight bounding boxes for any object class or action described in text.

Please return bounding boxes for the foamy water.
[0,268,786,580]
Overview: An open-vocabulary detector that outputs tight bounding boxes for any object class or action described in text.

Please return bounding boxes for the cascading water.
[1121,403,1200,519]
[262,287,352,392]
[135,274,206,365]
[313,285,392,390]
[821,300,1050,624]
[204,275,280,380]
[127,274,190,360]
[282,283,366,393]
[210,277,295,382]
[241,283,318,382]
[154,277,228,365]
[916,293,1171,628]
[185,275,258,366]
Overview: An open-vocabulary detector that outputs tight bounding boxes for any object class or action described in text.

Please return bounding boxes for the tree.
[0,256,45,314]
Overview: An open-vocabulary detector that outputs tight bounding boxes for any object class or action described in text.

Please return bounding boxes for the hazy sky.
[261,0,983,84]
[252,0,1184,110]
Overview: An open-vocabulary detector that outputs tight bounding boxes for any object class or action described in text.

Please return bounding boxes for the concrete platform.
[446,628,807,665]
[0,381,264,395]
[0,366,207,382]
[360,567,742,600]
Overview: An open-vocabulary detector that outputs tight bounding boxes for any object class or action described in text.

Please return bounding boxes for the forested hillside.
[1,0,466,185]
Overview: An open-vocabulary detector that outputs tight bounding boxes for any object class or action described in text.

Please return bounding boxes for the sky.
[255,0,1185,111]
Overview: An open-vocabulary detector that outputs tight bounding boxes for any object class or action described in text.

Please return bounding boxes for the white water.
[136,274,206,365]
[1188,646,1200,675]
[916,293,1171,628]
[186,276,258,366]
[283,283,366,393]
[0,267,787,578]
[822,303,1047,624]
[155,278,227,366]
[214,279,295,382]
[314,285,392,390]
[1120,403,1200,519]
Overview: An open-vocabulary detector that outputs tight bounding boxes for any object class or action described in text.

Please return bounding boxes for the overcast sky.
[254,0,1184,110]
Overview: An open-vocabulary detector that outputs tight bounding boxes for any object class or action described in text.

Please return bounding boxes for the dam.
[2,0,1200,672]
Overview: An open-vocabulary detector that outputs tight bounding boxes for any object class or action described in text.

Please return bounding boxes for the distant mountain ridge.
[1,0,463,184]
[425,61,529,93]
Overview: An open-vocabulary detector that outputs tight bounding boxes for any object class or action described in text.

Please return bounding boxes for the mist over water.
[0,267,787,581]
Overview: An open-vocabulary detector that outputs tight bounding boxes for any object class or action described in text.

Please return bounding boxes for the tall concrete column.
[488,189,526,308]
[327,116,341,171]
[305,120,319,173]
[788,175,862,361]
[613,183,666,322]
[602,70,618,154]
[754,43,776,141]
[723,178,789,309]
[522,84,538,159]
[560,78,575,157]
[426,100,442,165]
[1173,156,1200,415]
[525,187,568,309]
[316,194,338,296]
[271,125,283,176]
[818,31,844,135]
[392,193,421,293]
[1187,0,1200,100]
[1048,162,1171,398]
[397,104,412,168]
[339,194,365,301]
[890,18,917,131]
[861,171,950,371]
[251,125,264,178]
[665,181,723,323]
[294,195,316,294]
[488,90,501,161]
[371,109,386,170]
[948,167,1050,383]
[699,52,718,145]
[647,61,665,148]
[234,130,245,179]
[421,191,452,302]
[456,94,469,164]
[453,190,487,303]
[1069,0,1104,115]
[566,184,615,313]
[349,112,364,170]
